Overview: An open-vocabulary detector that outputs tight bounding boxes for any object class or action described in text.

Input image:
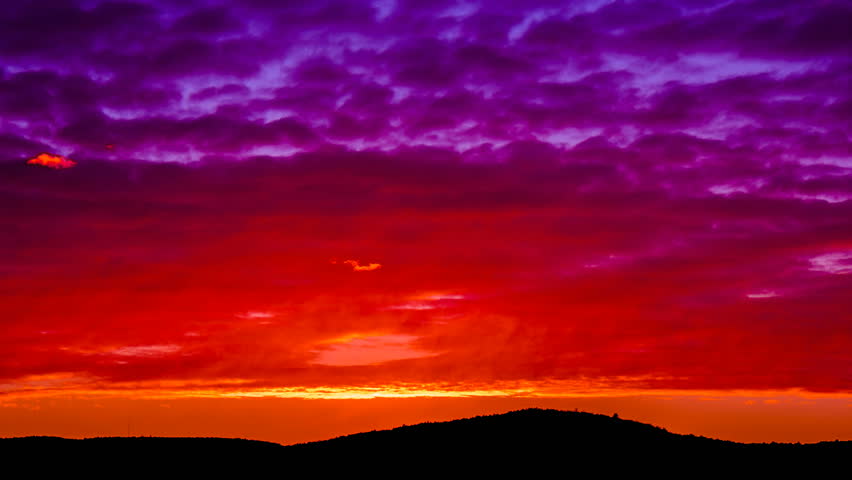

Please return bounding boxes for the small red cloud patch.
[26,153,77,169]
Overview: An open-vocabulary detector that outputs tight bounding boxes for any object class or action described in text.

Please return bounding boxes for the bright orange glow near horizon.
[2,376,850,443]
[2,394,850,445]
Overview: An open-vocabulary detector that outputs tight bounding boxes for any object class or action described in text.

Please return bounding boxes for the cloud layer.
[1,0,850,397]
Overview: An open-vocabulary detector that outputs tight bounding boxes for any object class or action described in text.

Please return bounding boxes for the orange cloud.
[236,311,275,319]
[339,259,382,271]
[109,344,182,358]
[26,152,77,169]
[311,333,436,366]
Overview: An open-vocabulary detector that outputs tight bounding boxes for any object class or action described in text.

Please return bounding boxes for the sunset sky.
[1,0,850,444]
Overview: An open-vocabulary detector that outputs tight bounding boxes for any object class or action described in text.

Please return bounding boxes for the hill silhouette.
[2,408,849,475]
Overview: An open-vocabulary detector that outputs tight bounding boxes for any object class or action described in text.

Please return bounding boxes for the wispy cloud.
[809,252,852,275]
[109,345,182,358]
[236,311,275,319]
[746,291,779,299]
[387,303,436,310]
[311,334,437,366]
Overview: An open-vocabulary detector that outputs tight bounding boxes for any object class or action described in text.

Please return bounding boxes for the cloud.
[109,345,182,358]
[26,153,76,169]
[387,292,467,310]
[809,252,852,275]
[311,334,437,366]
[0,0,849,397]
[342,259,382,272]
[0,0,843,162]
[387,303,436,311]
[1,149,848,394]
[236,311,275,320]
[414,293,465,301]
[746,291,779,299]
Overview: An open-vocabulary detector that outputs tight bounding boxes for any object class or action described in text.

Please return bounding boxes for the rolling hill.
[2,408,848,475]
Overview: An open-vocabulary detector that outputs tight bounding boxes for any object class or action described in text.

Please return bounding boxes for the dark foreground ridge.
[2,408,849,474]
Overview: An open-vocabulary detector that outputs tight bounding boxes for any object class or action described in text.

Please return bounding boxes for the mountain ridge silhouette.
[2,408,849,475]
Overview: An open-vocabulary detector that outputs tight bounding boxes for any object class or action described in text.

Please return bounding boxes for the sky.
[1,0,850,443]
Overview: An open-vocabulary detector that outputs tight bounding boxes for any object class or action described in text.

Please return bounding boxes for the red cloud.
[26,153,77,169]
[2,151,849,400]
